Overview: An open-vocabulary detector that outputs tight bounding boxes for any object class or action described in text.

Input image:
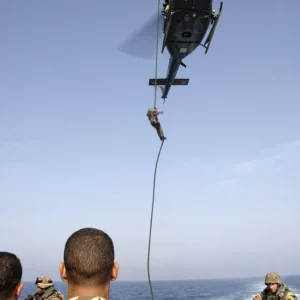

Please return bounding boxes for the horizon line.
[22,273,300,283]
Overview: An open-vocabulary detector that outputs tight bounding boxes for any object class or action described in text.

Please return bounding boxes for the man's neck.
[68,283,110,299]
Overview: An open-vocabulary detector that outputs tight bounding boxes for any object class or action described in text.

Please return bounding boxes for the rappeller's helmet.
[265,272,282,285]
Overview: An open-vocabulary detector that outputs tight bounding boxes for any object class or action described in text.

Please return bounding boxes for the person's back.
[0,251,23,300]
[59,227,119,300]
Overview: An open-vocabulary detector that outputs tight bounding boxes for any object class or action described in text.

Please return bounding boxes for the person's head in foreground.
[59,227,119,300]
[0,251,23,300]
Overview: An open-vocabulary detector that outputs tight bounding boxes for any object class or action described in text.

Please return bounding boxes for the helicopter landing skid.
[200,1,223,54]
[161,13,172,53]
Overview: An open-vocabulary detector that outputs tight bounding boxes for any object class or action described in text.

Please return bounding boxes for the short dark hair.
[64,227,115,286]
[0,252,22,300]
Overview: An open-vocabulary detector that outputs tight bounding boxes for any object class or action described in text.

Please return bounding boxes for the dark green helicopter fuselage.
[149,0,222,100]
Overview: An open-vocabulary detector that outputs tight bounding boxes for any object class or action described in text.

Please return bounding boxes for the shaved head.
[63,228,115,286]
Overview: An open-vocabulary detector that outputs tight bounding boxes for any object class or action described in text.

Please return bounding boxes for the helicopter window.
[179,47,188,53]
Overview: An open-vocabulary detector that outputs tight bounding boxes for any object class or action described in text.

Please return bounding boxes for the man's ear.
[15,282,24,297]
[59,262,68,282]
[111,261,119,281]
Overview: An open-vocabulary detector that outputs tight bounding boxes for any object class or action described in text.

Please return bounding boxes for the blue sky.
[1,0,300,281]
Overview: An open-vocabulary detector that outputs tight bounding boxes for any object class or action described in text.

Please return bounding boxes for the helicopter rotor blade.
[117,13,164,60]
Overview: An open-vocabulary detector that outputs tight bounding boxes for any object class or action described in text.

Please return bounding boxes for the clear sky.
[1,0,300,282]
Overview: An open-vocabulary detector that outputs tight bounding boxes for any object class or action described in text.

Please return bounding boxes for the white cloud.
[278,139,300,151]
[216,138,300,186]
[235,153,280,174]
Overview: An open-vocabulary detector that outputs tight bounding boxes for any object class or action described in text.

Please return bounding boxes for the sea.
[20,275,300,300]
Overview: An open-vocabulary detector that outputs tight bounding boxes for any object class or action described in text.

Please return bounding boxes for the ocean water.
[20,276,300,300]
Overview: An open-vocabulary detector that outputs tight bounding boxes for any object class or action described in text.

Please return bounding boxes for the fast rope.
[147,140,164,300]
[153,0,161,108]
[147,0,163,299]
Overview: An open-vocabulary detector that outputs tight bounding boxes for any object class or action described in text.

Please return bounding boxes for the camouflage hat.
[35,276,53,288]
[265,272,282,285]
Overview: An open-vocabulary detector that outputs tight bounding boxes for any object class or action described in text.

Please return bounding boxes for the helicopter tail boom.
[149,56,189,100]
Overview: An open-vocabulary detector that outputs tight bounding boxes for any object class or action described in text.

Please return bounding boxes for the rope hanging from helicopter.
[146,0,164,299]
[152,1,161,108]
[145,1,223,299]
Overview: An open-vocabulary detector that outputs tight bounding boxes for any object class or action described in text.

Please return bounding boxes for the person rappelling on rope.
[147,107,166,141]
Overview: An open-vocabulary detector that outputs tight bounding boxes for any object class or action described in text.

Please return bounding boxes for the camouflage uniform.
[69,296,106,300]
[253,273,298,300]
[25,276,64,300]
[146,107,166,141]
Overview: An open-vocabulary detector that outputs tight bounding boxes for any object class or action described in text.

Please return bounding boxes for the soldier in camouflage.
[252,272,298,300]
[59,227,119,300]
[25,276,64,300]
[146,107,166,141]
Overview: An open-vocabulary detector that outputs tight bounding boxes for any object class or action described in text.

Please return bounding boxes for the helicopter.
[118,0,223,100]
